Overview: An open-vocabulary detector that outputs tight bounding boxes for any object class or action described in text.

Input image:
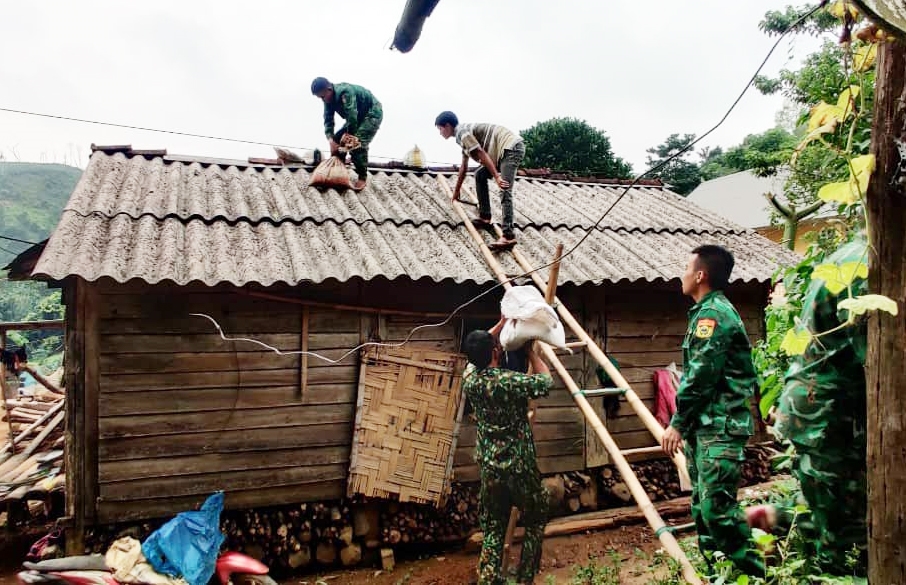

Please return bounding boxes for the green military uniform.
[462,364,552,585]
[322,82,383,180]
[774,238,868,572]
[670,290,764,574]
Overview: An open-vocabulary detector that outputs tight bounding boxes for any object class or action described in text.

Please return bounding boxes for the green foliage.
[759,4,839,37]
[569,551,622,584]
[521,117,633,178]
[753,227,846,417]
[0,161,81,265]
[0,162,77,373]
[700,128,798,181]
[644,133,701,195]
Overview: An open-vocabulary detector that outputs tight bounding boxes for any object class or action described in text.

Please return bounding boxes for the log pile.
[0,367,66,529]
[599,443,775,504]
[79,451,775,575]
[380,482,480,545]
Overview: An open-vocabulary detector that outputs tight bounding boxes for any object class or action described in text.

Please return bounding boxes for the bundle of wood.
[599,444,776,505]
[380,482,479,545]
[0,371,66,529]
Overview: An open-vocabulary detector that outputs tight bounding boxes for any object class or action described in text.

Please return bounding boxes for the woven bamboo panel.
[348,347,467,507]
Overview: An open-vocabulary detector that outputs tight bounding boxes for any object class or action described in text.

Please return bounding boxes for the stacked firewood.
[380,483,479,545]
[0,367,66,529]
[599,444,775,504]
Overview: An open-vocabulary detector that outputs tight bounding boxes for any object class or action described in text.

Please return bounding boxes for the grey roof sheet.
[35,150,798,286]
[63,152,746,233]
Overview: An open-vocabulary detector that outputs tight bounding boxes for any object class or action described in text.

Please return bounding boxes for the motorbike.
[16,551,277,585]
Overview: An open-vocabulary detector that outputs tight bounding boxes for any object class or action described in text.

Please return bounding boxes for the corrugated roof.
[34,149,799,286]
[63,151,746,232]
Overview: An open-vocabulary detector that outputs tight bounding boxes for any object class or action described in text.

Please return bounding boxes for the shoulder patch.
[694,318,717,339]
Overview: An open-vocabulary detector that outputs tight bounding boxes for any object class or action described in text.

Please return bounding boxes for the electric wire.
[5,3,825,363]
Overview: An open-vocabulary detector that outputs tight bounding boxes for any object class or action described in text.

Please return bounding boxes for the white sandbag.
[498,285,567,351]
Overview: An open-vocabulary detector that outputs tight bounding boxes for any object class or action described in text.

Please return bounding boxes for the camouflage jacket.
[322,82,381,138]
[462,364,552,476]
[776,239,868,448]
[670,290,756,438]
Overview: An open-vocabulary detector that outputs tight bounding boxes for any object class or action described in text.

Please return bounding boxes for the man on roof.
[435,112,524,251]
[311,77,383,192]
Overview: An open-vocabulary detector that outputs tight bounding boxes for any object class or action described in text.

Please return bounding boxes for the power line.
[0,234,40,246]
[194,2,823,364]
[0,106,451,166]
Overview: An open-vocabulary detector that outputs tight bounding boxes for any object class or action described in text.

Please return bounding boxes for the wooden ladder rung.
[576,388,628,397]
[564,340,588,349]
[620,446,664,457]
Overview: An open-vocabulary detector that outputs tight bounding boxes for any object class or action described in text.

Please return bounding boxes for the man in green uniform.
[747,237,868,573]
[311,77,383,191]
[662,244,764,575]
[462,322,552,584]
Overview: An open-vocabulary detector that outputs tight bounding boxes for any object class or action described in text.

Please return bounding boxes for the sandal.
[471,218,494,233]
[488,238,516,251]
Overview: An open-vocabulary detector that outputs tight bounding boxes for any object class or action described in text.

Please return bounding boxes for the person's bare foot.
[352,178,366,192]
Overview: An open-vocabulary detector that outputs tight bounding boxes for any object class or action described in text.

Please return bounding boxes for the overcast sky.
[0,1,824,173]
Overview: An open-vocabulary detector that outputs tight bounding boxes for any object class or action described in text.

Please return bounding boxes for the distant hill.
[0,162,82,265]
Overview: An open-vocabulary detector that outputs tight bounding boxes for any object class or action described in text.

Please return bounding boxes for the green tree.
[699,127,798,181]
[643,133,701,195]
[520,117,632,178]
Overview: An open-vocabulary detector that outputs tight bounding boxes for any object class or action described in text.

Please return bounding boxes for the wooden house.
[25,146,797,546]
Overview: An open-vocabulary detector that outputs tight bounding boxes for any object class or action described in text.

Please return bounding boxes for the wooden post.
[300,307,309,398]
[440,178,701,584]
[866,37,906,583]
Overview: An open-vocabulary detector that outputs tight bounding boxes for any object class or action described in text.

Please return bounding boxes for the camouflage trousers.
[333,103,383,180]
[686,435,764,575]
[474,142,524,240]
[775,380,867,572]
[478,465,548,584]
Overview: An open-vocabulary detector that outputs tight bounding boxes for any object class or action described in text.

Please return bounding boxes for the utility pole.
[865,36,906,585]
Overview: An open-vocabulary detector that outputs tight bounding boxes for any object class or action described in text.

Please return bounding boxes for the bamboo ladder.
[440,179,701,585]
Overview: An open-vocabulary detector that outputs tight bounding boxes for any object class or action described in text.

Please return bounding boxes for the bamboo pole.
[20,364,64,395]
[441,179,701,584]
[0,401,64,458]
[497,230,693,492]
[502,244,563,572]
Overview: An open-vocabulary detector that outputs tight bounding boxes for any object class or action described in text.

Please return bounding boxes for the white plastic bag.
[498,285,567,351]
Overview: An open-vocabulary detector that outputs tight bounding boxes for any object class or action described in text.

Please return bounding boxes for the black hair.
[310,77,331,95]
[463,329,495,370]
[435,111,459,128]
[691,244,735,290]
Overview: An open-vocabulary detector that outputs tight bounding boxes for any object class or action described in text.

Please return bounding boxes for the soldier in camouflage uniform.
[462,324,553,584]
[662,245,764,575]
[311,77,383,191]
[748,237,868,573]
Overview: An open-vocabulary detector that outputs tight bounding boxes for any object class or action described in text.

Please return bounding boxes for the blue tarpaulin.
[142,492,225,585]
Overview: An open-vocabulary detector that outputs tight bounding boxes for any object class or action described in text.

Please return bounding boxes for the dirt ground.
[0,519,687,585]
[286,519,687,585]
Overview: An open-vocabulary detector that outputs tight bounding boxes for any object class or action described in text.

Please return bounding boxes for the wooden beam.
[0,320,65,332]
[300,307,309,399]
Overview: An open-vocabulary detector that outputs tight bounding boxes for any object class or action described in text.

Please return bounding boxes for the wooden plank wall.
[93,281,362,522]
[73,277,767,524]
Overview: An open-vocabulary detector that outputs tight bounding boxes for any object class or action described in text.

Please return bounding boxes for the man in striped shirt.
[435,111,524,251]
